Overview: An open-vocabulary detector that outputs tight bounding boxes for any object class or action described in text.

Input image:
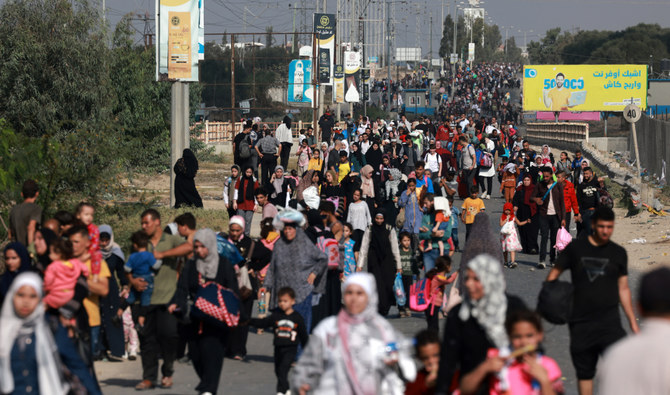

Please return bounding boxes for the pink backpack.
[409,278,432,312]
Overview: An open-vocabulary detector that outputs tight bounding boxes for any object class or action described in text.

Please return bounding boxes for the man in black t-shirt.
[576,167,599,236]
[233,121,253,168]
[546,207,638,395]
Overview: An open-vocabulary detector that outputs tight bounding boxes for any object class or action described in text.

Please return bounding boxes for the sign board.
[156,0,203,81]
[431,58,442,67]
[333,64,345,103]
[623,104,642,123]
[395,47,422,62]
[468,43,475,62]
[368,56,379,64]
[288,59,313,103]
[523,65,647,112]
[313,13,335,85]
[450,53,458,64]
[362,69,370,102]
[344,51,361,103]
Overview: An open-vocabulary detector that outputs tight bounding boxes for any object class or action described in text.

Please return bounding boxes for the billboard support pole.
[313,35,319,142]
[170,81,189,207]
[231,34,236,129]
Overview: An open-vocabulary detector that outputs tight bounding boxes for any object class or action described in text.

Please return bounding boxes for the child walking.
[424,256,457,332]
[500,163,519,203]
[500,202,525,269]
[43,238,90,309]
[341,223,358,280]
[447,196,460,252]
[398,232,418,318]
[121,231,162,331]
[460,309,564,395]
[425,197,452,257]
[249,287,308,395]
[76,202,102,282]
[462,185,486,240]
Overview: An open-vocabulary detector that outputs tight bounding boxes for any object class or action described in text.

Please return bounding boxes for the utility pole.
[451,0,457,102]
[429,16,433,64]
[386,0,391,114]
[291,4,297,53]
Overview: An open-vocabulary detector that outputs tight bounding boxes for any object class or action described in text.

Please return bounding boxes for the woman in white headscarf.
[292,272,416,395]
[0,272,100,395]
[170,228,238,395]
[435,254,526,395]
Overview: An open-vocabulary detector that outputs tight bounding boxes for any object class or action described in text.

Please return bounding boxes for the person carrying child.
[424,197,455,258]
[43,238,90,309]
[460,309,564,395]
[249,287,308,395]
[424,256,458,332]
[500,202,525,269]
[121,231,162,332]
[76,202,102,282]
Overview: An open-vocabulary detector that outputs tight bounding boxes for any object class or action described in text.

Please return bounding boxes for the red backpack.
[409,278,432,312]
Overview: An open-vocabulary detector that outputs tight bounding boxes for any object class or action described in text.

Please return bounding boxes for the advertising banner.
[313,13,335,85]
[333,64,345,103]
[468,43,475,62]
[288,59,313,103]
[156,0,203,81]
[523,64,647,112]
[344,51,361,103]
[362,69,370,102]
[536,112,602,121]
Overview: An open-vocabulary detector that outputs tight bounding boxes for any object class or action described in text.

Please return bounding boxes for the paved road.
[96,187,599,395]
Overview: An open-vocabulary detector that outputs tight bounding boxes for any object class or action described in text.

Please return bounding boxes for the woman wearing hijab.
[0,243,33,307]
[292,272,416,394]
[234,166,259,236]
[320,170,346,218]
[0,272,101,395]
[365,141,384,173]
[30,228,58,274]
[512,175,540,254]
[174,148,204,208]
[360,164,379,215]
[357,211,401,316]
[97,225,126,361]
[265,208,328,332]
[170,228,238,395]
[295,170,321,210]
[269,165,295,208]
[350,142,366,173]
[436,254,525,395]
[381,168,406,227]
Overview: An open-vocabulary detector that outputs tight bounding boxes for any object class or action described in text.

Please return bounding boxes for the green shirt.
[148,233,187,305]
[400,248,414,276]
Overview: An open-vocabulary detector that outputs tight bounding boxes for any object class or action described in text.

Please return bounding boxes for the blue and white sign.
[288,59,313,103]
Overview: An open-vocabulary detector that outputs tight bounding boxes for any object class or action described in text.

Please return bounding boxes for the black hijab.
[238,166,256,203]
[283,115,292,129]
[365,143,383,171]
[369,212,391,262]
[35,228,58,273]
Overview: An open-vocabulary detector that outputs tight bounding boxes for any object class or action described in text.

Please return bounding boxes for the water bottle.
[383,337,416,364]
[258,289,266,317]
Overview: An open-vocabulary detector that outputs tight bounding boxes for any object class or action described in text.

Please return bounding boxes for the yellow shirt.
[308,158,323,171]
[462,198,485,225]
[338,162,351,183]
[82,259,111,327]
[547,88,571,111]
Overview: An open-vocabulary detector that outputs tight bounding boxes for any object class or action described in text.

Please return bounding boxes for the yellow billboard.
[523,65,647,112]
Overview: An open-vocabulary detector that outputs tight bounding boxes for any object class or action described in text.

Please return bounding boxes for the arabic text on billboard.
[522,65,647,112]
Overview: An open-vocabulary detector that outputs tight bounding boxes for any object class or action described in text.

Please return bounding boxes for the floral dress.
[500,216,522,252]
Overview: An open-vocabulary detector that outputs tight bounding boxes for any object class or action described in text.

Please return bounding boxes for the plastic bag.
[554,226,572,252]
[500,220,515,236]
[393,273,406,307]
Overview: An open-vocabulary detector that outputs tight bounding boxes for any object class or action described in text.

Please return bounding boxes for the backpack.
[537,280,573,325]
[409,277,432,312]
[239,137,252,159]
[317,235,342,269]
[480,152,493,168]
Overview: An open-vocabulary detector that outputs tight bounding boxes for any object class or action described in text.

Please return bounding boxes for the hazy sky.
[23,0,670,54]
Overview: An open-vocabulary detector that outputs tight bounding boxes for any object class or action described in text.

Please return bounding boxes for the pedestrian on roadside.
[532,166,565,269]
[546,206,638,395]
[8,179,41,247]
[276,116,293,170]
[255,129,281,188]
[234,166,259,236]
[512,174,540,255]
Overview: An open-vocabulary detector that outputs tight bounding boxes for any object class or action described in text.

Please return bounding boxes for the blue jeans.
[423,249,440,273]
[91,325,101,356]
[451,226,459,250]
[126,275,154,306]
[293,293,313,358]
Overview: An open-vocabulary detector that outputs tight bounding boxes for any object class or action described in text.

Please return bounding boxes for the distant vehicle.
[401,88,436,116]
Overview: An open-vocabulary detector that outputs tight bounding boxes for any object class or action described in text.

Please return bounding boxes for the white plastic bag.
[500,220,515,236]
[554,226,572,252]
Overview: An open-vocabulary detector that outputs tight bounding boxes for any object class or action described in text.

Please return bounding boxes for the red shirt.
[563,180,580,215]
[235,178,259,211]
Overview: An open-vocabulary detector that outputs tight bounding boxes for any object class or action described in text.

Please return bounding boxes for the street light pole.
[450,0,457,101]
[387,0,391,114]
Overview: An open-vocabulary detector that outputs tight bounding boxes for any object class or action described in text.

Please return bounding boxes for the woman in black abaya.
[357,211,401,316]
[174,148,204,208]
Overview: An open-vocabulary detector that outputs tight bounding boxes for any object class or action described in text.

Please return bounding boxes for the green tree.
[0,0,111,137]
